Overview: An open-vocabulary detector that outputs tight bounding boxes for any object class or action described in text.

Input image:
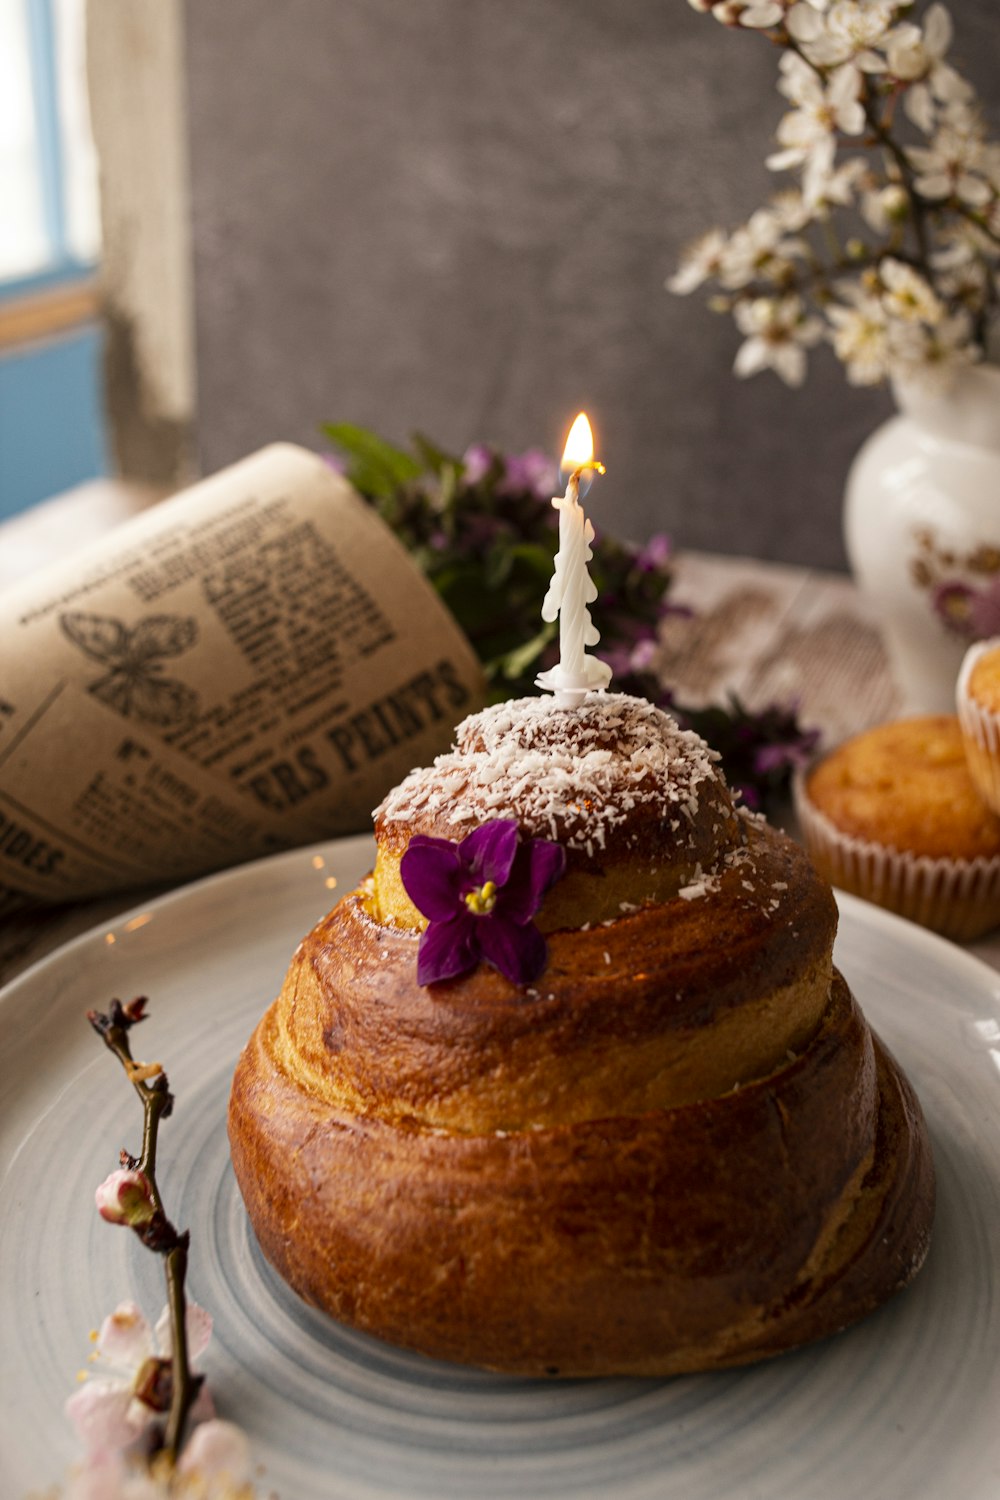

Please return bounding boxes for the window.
[0,0,106,518]
[0,0,100,289]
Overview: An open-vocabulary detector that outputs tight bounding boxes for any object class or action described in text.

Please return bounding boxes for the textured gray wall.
[184,1,1000,569]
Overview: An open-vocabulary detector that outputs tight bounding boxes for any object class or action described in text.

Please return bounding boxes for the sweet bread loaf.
[229,695,934,1376]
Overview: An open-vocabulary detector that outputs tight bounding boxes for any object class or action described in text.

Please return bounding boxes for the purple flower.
[753,737,818,776]
[501,448,559,501]
[932,580,976,636]
[931,577,1000,640]
[461,444,558,502]
[461,443,494,485]
[400,819,566,986]
[602,633,660,680]
[969,578,1000,639]
[658,599,695,622]
[636,533,674,573]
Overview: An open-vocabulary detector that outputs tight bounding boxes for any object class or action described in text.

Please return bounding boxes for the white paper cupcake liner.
[957,639,1000,815]
[793,770,1000,942]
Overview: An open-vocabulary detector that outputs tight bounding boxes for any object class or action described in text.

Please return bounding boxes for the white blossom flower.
[931,232,992,303]
[886,6,949,82]
[668,228,729,293]
[888,311,980,389]
[63,1420,255,1499]
[940,255,991,305]
[733,295,824,384]
[785,2,825,43]
[716,207,802,288]
[907,105,993,206]
[879,257,944,324]
[790,0,893,74]
[702,0,789,24]
[768,56,866,202]
[772,51,816,110]
[861,181,910,234]
[768,188,813,232]
[810,155,867,212]
[735,2,786,29]
[885,5,973,132]
[176,1421,254,1493]
[709,0,755,22]
[679,0,998,380]
[827,291,891,384]
[825,0,894,54]
[66,1301,214,1455]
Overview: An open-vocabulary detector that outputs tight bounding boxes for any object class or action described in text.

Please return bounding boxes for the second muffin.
[795,715,1000,941]
[957,638,1000,815]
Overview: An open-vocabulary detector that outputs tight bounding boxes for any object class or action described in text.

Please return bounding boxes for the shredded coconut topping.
[678,860,724,900]
[375,693,726,851]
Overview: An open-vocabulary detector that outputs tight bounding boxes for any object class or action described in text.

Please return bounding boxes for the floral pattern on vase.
[910,531,1000,640]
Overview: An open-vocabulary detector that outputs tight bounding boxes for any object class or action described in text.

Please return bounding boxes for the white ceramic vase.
[844,363,1000,714]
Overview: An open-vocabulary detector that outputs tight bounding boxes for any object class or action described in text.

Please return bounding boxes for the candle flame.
[561,412,595,472]
[560,412,605,496]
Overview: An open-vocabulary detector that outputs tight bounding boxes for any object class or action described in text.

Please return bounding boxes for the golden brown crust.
[258,822,835,1133]
[228,972,934,1376]
[228,694,934,1375]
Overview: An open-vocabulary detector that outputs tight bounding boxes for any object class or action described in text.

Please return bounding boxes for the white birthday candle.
[536,414,613,708]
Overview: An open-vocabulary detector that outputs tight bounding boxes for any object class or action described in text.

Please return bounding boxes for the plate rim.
[2,843,1000,1499]
[3,847,998,1018]
[0,834,377,1015]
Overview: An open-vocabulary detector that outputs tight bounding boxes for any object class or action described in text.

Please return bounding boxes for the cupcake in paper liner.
[794,715,1000,942]
[957,638,1000,815]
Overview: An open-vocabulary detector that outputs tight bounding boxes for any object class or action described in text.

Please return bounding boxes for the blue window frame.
[1,0,100,299]
[0,0,107,518]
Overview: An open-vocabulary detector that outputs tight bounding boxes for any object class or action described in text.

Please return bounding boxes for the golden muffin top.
[805,714,1000,861]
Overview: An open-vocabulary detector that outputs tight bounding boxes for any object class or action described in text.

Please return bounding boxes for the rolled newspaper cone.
[0,444,486,910]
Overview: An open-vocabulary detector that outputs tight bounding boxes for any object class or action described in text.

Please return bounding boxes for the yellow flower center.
[464,880,498,915]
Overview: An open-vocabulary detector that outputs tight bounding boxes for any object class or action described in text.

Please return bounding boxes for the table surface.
[3,480,998,984]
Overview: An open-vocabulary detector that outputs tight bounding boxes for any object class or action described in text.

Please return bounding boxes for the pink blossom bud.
[95,1168,156,1227]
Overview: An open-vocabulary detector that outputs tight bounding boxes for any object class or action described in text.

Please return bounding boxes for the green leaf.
[484,543,514,590]
[494,621,557,681]
[505,541,557,580]
[434,569,505,637]
[438,461,462,513]
[411,431,461,476]
[320,423,423,498]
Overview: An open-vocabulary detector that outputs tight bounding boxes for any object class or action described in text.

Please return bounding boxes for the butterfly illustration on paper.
[60,612,200,728]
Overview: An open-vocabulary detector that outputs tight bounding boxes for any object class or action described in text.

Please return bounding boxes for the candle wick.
[569,459,605,487]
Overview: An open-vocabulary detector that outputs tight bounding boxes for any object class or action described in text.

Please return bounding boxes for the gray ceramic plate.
[2,839,999,1498]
